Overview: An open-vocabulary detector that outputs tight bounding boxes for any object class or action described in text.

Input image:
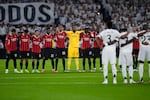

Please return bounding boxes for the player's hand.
[142,42,149,45]
[7,50,10,54]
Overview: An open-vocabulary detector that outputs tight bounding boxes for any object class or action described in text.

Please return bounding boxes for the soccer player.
[96,22,120,84]
[138,25,150,83]
[5,29,20,73]
[132,27,140,71]
[54,25,67,72]
[91,31,103,72]
[31,30,42,73]
[66,25,84,72]
[80,28,92,72]
[119,30,137,84]
[19,30,30,73]
[41,27,55,73]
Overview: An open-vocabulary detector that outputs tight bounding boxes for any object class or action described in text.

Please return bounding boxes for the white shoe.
[99,67,103,72]
[124,79,128,84]
[76,69,81,72]
[20,70,23,73]
[102,79,108,84]
[36,69,40,73]
[5,69,8,74]
[82,70,86,72]
[113,78,117,84]
[65,69,70,72]
[25,69,29,73]
[14,69,20,73]
[129,79,136,84]
[133,69,138,72]
[32,70,35,73]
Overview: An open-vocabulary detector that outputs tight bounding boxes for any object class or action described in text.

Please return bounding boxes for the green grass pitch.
[0,59,150,100]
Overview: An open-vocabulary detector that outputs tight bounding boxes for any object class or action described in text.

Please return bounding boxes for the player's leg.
[75,48,80,72]
[51,58,55,72]
[67,47,72,71]
[32,53,35,73]
[88,57,91,71]
[138,47,145,83]
[25,58,29,73]
[100,52,103,70]
[5,53,10,73]
[82,50,86,71]
[20,58,23,73]
[55,49,59,72]
[67,57,72,71]
[121,64,127,84]
[110,50,117,84]
[36,58,40,73]
[62,58,66,72]
[13,51,19,73]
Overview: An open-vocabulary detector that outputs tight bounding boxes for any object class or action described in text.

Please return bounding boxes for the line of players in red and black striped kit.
[5,25,103,74]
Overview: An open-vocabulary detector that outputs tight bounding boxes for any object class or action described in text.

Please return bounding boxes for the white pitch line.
[0,82,100,85]
[0,76,99,79]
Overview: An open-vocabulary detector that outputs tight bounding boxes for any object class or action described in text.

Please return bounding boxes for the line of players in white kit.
[96,22,150,84]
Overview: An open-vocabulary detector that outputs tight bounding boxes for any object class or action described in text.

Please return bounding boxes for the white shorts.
[119,51,133,66]
[138,46,150,62]
[102,46,116,65]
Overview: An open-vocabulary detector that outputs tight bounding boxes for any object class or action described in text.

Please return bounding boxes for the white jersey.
[119,32,137,53]
[139,32,150,47]
[97,29,120,48]
[138,31,150,61]
[97,29,120,65]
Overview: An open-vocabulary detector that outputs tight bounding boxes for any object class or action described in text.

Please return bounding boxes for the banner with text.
[0,2,54,24]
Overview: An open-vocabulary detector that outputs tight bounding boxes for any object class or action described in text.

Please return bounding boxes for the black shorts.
[93,48,102,58]
[55,48,67,58]
[82,48,93,58]
[32,52,41,59]
[6,51,18,59]
[20,51,30,59]
[42,48,55,59]
[132,49,139,56]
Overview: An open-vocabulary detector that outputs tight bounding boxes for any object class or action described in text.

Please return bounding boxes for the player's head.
[24,30,29,34]
[72,25,77,32]
[35,30,40,36]
[106,22,112,29]
[58,24,64,32]
[84,27,90,34]
[132,26,137,32]
[11,29,16,35]
[46,27,50,34]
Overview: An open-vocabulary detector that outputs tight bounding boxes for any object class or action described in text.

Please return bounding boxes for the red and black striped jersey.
[91,31,103,48]
[54,32,67,48]
[31,35,42,53]
[80,33,91,50]
[5,33,18,51]
[42,33,54,48]
[133,39,140,49]
[19,33,30,51]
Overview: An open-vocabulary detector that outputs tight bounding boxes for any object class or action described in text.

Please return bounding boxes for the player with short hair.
[132,27,140,71]
[119,29,137,84]
[96,22,120,84]
[80,28,92,72]
[41,27,55,73]
[54,25,67,72]
[66,25,84,72]
[31,30,42,73]
[138,25,150,83]
[5,29,20,73]
[19,30,30,73]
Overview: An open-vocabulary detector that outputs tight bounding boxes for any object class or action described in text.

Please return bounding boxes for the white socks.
[139,63,144,80]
